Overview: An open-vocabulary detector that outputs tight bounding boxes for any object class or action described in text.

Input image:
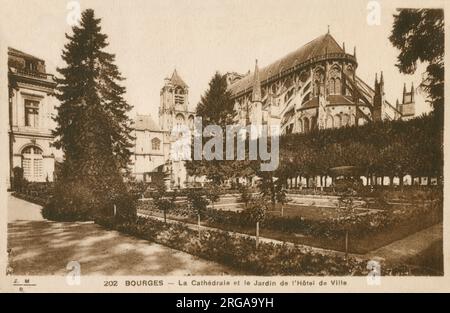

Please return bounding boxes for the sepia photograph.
[0,0,447,294]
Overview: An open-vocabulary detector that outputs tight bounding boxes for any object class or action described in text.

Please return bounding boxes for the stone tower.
[159,69,189,132]
[158,69,195,189]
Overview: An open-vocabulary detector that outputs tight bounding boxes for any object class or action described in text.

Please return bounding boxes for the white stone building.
[8,48,60,183]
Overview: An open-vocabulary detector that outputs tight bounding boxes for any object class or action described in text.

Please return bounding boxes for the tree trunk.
[281,204,284,217]
[256,221,260,249]
[197,214,201,239]
[345,230,349,262]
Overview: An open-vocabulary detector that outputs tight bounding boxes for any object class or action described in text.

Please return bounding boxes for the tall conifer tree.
[44,9,134,221]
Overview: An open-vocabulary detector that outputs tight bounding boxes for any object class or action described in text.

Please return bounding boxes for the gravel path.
[7,195,238,276]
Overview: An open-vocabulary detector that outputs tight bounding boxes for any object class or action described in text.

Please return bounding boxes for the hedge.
[278,114,443,181]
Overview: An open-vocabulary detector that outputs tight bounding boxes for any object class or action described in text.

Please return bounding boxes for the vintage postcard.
[0,0,449,294]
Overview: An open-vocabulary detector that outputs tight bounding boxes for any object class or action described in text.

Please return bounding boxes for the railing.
[10,68,54,81]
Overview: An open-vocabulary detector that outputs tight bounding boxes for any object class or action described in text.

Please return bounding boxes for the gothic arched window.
[326,115,333,128]
[174,88,185,105]
[330,78,336,94]
[151,137,161,150]
[335,114,342,128]
[303,117,310,133]
[175,113,185,128]
[298,119,303,133]
[342,113,350,126]
[335,78,341,94]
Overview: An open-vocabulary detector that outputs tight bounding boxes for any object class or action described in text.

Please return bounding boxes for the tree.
[196,72,236,127]
[44,9,134,221]
[258,172,276,208]
[152,184,176,223]
[389,9,444,117]
[336,188,359,261]
[274,180,289,217]
[238,183,253,210]
[185,72,238,184]
[244,197,268,249]
[205,185,221,209]
[186,188,209,237]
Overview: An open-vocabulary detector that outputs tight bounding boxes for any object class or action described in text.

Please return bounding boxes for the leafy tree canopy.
[389,9,444,114]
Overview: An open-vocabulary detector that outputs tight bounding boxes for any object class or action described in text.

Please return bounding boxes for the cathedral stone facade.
[132,70,196,189]
[226,32,415,134]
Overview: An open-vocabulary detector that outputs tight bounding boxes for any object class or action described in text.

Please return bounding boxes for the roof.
[297,95,355,111]
[8,47,44,62]
[301,97,319,109]
[327,95,354,105]
[169,69,188,88]
[134,115,160,131]
[228,33,345,96]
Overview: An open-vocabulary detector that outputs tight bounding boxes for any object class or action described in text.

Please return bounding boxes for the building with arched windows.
[7,48,61,183]
[131,70,196,188]
[226,31,415,134]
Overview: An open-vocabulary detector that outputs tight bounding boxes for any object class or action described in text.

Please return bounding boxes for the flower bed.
[137,198,442,240]
[99,215,436,275]
[96,215,419,276]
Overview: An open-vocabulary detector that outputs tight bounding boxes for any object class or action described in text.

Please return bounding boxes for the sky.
[1,0,443,118]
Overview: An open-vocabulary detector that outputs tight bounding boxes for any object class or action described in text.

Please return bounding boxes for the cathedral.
[131,70,196,188]
[226,31,415,134]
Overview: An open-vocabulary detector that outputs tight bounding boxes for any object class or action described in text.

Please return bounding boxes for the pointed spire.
[251,59,261,102]
[411,82,415,101]
[327,25,330,34]
[342,42,345,53]
[379,71,384,94]
[374,73,378,86]
[353,46,356,58]
[402,83,407,103]
[170,68,188,88]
